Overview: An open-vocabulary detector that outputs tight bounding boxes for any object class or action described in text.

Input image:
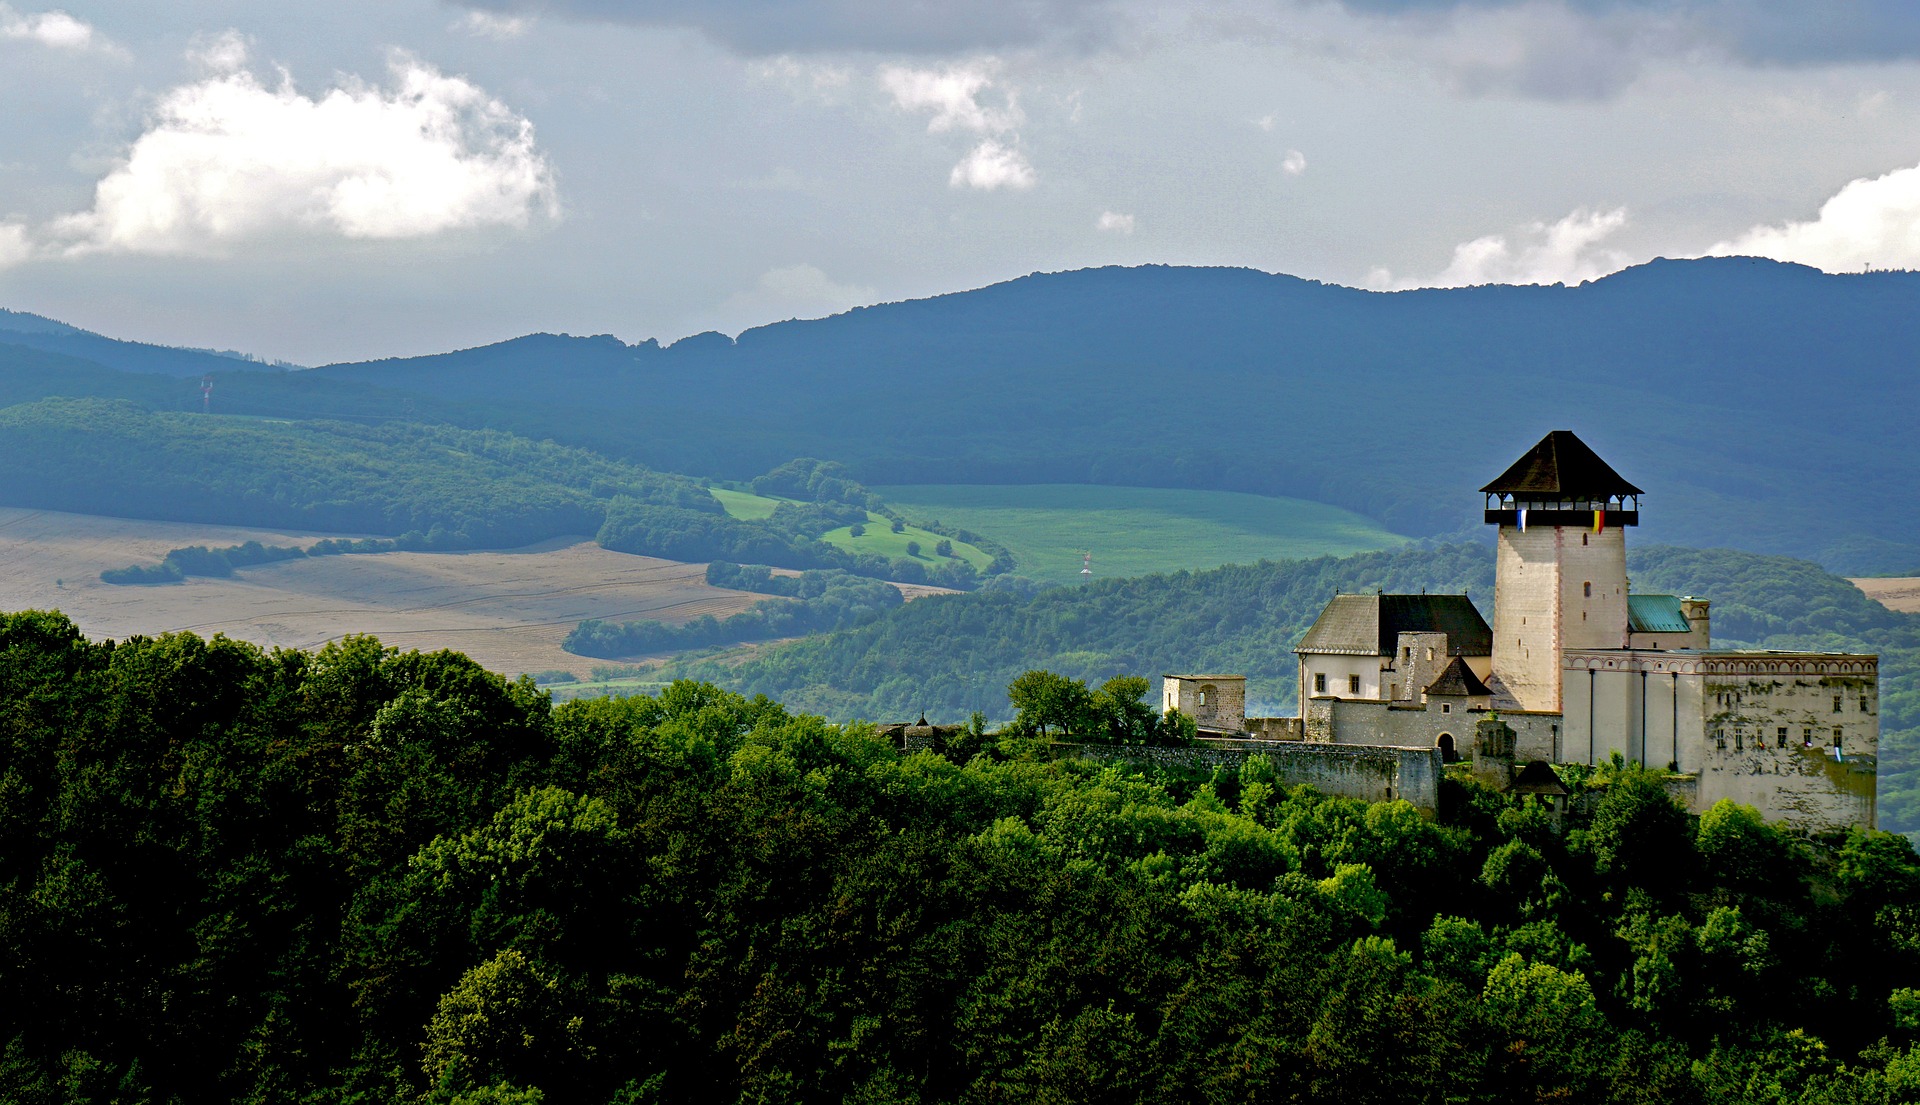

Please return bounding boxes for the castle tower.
[1483,431,1642,713]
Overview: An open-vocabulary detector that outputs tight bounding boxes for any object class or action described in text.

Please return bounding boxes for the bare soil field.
[0,508,774,677]
[1854,576,1920,614]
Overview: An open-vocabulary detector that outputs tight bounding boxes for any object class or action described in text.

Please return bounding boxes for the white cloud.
[454,10,534,39]
[1282,148,1307,175]
[0,223,29,267]
[1096,210,1135,233]
[881,61,1022,134]
[1385,207,1632,288]
[1706,161,1920,271]
[882,60,1038,190]
[187,29,249,73]
[0,3,100,50]
[950,140,1035,191]
[15,54,557,263]
[756,263,876,309]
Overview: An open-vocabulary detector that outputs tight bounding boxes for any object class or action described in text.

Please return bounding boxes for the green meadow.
[875,484,1408,585]
[710,488,996,575]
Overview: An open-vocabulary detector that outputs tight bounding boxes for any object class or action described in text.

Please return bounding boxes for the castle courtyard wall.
[1059,738,1443,817]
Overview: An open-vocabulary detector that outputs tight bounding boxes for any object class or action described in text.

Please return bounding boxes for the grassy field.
[875,484,1408,585]
[710,489,996,571]
[708,487,781,520]
[820,514,995,571]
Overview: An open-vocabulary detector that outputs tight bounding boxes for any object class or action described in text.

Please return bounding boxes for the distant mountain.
[304,258,1920,573]
[0,309,293,377]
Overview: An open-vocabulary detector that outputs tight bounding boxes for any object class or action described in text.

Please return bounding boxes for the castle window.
[1862,695,1871,712]
[1804,727,1814,746]
[1735,731,1744,751]
[1404,646,1411,660]
[1441,702,1452,714]
[1314,673,1326,694]
[1777,727,1788,748]
[1584,581,1592,598]
[1834,695,1843,713]
[1197,690,1207,706]
[1834,728,1843,749]
[1426,647,1434,661]
[1348,675,1362,695]
[1715,730,1726,750]
[1582,533,1589,546]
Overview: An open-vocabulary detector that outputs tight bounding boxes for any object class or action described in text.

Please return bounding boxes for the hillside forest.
[7,256,1920,574]
[5,611,1920,1104]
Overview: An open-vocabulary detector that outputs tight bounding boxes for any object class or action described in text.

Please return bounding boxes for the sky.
[4,1,1920,364]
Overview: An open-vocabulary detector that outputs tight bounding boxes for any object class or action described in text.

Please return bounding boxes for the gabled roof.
[1296,593,1493,657]
[1481,430,1644,498]
[1511,759,1570,797]
[1627,594,1693,634]
[1426,656,1492,697]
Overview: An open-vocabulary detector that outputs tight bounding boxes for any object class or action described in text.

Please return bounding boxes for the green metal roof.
[1628,594,1693,634]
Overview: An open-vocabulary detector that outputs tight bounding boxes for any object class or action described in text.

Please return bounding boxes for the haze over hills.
[2,256,1914,572]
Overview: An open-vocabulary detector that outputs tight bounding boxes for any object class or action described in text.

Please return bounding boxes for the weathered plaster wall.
[1298,654,1386,703]
[1164,675,1247,732]
[1563,650,1879,830]
[1061,738,1443,817]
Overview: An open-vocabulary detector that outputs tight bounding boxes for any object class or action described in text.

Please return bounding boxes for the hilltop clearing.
[877,483,1406,585]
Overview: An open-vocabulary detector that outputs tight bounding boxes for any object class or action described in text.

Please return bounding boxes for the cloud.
[454,11,535,39]
[1706,162,1920,272]
[1282,148,1306,175]
[450,0,1125,55]
[1096,210,1135,233]
[0,223,29,267]
[880,61,1021,133]
[883,61,1035,190]
[449,1,1920,71]
[709,263,878,330]
[1383,206,1632,288]
[949,140,1034,190]
[1,3,113,52]
[7,54,557,265]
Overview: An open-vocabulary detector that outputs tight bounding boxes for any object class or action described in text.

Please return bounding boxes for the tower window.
[1197,690,1207,705]
[1582,533,1588,546]
[1735,731,1744,751]
[1348,675,1362,695]
[1862,695,1871,712]
[1715,730,1726,750]
[1804,727,1813,746]
[1584,581,1592,598]
[1834,728,1844,749]
[1314,673,1326,694]
[1834,695,1843,713]
[1777,727,1787,748]
[1441,702,1452,714]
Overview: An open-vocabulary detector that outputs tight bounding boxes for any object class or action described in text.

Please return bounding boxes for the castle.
[1164,431,1879,832]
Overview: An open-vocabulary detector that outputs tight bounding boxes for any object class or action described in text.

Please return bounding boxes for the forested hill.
[664,541,1920,833]
[7,610,1920,1102]
[311,258,1920,573]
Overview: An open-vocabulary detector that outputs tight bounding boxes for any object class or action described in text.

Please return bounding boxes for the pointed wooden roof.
[1425,656,1492,697]
[1480,430,1644,497]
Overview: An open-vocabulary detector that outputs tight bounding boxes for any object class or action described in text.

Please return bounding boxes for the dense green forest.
[0,398,990,587]
[563,566,907,658]
[3,611,1919,1103]
[661,542,1920,834]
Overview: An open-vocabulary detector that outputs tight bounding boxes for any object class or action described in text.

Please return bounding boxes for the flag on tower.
[1593,509,1605,534]
[1517,508,1527,532]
